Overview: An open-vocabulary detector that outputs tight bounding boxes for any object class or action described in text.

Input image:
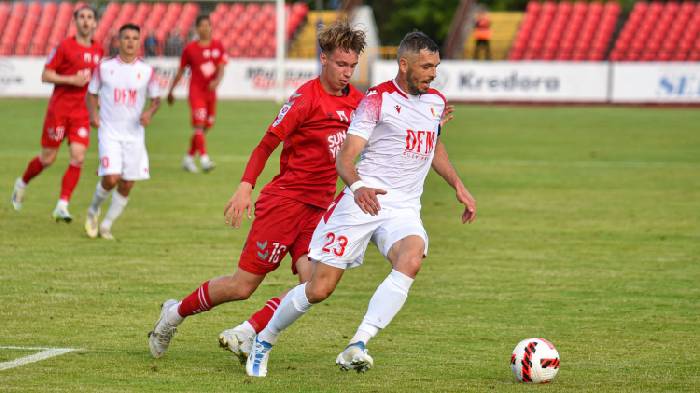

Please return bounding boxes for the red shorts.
[41,106,90,148]
[238,194,326,276]
[189,91,216,129]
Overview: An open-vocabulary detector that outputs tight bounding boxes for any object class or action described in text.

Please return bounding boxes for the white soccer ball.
[510,338,560,383]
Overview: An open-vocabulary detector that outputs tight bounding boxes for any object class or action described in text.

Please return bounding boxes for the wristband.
[349,180,366,193]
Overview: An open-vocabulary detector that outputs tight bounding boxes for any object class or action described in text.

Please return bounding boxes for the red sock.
[59,163,82,202]
[197,131,207,156]
[177,281,213,317]
[247,297,280,333]
[188,133,197,156]
[22,156,45,184]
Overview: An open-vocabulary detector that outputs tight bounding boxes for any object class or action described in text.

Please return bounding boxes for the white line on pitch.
[0,347,79,371]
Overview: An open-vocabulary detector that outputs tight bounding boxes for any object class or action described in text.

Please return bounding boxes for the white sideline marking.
[0,346,79,371]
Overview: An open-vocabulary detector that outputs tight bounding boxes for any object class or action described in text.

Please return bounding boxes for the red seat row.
[509,0,621,61]
[0,1,307,58]
[610,1,700,62]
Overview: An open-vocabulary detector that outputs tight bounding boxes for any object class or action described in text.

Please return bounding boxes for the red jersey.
[180,40,227,96]
[45,36,103,112]
[261,78,364,209]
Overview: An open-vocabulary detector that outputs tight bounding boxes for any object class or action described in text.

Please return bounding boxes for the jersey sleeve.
[45,42,65,71]
[87,63,101,94]
[266,91,310,140]
[147,67,161,98]
[347,90,382,140]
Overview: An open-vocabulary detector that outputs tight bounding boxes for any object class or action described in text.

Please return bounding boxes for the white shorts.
[308,190,428,270]
[97,137,150,181]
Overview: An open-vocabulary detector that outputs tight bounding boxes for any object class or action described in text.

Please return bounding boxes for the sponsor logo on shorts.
[77,127,88,138]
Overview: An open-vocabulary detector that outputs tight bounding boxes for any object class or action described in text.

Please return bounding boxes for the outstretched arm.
[431,139,477,223]
[224,132,282,228]
[337,135,387,216]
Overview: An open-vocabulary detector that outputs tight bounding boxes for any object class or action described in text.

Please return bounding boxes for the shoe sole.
[218,335,248,365]
[54,216,72,223]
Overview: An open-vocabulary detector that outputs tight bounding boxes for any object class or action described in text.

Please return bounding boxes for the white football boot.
[182,155,199,173]
[98,224,115,240]
[148,299,180,358]
[52,201,72,223]
[11,178,26,211]
[84,209,99,238]
[200,155,216,173]
[336,342,374,373]
[218,323,255,364]
[246,335,274,377]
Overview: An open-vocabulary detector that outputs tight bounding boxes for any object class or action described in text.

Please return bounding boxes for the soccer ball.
[510,338,560,383]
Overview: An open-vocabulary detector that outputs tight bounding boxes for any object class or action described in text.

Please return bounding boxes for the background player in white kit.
[84,24,161,240]
[246,31,477,377]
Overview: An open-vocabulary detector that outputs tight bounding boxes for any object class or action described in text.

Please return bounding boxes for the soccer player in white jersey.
[245,31,477,377]
[84,24,161,240]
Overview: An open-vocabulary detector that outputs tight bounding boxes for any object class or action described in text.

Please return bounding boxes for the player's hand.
[456,186,477,224]
[440,105,455,128]
[71,73,91,87]
[90,116,100,129]
[208,80,220,91]
[167,92,175,106]
[353,187,387,216]
[224,182,253,228]
[140,112,152,126]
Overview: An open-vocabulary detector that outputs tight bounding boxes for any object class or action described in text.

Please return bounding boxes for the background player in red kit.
[11,6,103,222]
[149,21,367,362]
[166,15,226,173]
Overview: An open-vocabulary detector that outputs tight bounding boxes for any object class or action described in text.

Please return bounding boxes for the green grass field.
[1,99,699,392]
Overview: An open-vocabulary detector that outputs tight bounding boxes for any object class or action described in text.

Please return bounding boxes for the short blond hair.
[318,20,366,55]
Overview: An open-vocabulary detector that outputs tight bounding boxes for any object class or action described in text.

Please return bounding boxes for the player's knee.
[306,281,335,303]
[395,254,423,278]
[40,152,57,166]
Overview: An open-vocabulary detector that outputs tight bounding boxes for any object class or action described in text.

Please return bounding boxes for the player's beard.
[406,68,430,95]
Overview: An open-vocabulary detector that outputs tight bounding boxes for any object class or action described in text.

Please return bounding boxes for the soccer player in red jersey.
[149,21,367,361]
[166,15,226,173]
[11,5,103,221]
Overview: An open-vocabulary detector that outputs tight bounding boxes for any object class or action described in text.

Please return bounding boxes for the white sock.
[351,270,414,346]
[56,199,69,210]
[166,302,184,326]
[16,178,27,189]
[258,283,312,344]
[100,191,128,230]
[89,181,110,214]
[238,320,256,336]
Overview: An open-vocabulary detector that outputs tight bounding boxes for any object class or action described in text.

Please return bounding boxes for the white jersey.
[347,79,446,210]
[88,56,160,142]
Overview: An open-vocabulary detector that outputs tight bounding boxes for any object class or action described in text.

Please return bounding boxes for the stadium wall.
[1,57,699,104]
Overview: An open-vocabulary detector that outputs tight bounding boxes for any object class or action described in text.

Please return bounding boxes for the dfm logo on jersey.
[404,129,436,159]
[327,130,346,159]
[114,88,138,106]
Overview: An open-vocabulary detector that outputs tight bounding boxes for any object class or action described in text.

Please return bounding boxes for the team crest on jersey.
[395,105,401,114]
[212,49,220,58]
[203,49,211,58]
[430,106,439,118]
